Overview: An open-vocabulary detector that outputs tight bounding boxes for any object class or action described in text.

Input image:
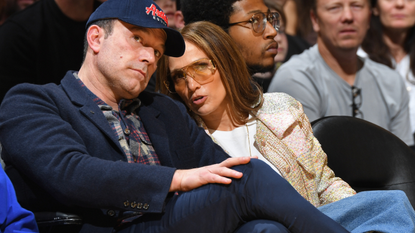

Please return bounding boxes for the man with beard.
[181,0,279,77]
[268,0,413,146]
[0,0,356,232]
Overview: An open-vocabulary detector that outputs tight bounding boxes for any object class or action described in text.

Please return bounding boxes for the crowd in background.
[1,0,415,232]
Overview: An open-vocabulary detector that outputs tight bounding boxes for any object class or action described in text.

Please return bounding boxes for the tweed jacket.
[199,93,356,207]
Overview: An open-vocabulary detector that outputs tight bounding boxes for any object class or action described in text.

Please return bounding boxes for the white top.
[210,120,282,175]
[358,48,415,134]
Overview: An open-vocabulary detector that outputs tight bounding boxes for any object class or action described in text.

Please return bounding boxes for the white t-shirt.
[210,121,282,175]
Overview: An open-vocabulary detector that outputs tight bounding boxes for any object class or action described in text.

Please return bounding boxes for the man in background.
[268,0,413,146]
[181,0,279,77]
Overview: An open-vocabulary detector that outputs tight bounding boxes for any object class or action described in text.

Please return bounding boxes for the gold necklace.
[246,124,252,157]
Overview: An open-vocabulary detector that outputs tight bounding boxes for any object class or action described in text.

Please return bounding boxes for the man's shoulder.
[3,81,63,104]
[363,57,405,85]
[7,81,61,95]
[277,45,321,74]
[139,91,187,113]
[364,57,401,76]
[3,72,75,104]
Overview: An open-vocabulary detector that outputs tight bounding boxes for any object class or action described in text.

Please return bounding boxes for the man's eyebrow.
[246,9,264,15]
[129,25,166,53]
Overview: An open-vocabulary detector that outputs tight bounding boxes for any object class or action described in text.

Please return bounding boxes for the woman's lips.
[391,14,407,19]
[192,96,206,105]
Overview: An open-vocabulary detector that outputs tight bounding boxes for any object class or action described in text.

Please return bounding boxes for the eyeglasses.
[351,86,363,118]
[164,58,217,93]
[228,10,280,34]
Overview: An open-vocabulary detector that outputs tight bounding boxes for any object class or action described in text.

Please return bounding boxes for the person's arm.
[0,84,176,213]
[0,169,39,233]
[309,136,356,206]
[0,83,253,214]
[268,65,324,122]
[289,99,356,206]
[169,157,251,192]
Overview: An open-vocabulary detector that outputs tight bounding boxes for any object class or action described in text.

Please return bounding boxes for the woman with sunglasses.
[157,21,415,232]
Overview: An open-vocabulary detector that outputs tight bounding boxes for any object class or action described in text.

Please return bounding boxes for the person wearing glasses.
[0,0,360,232]
[181,0,280,82]
[157,20,415,232]
[252,0,311,92]
[267,0,414,146]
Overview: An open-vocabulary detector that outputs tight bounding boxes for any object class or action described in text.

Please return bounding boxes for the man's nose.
[264,20,278,39]
[341,6,354,23]
[138,47,156,64]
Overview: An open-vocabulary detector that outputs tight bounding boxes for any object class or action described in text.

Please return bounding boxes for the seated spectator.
[268,0,414,146]
[153,0,177,29]
[181,0,279,79]
[0,168,39,233]
[0,0,355,232]
[284,0,317,45]
[360,0,415,141]
[253,0,310,91]
[157,20,415,232]
[0,0,102,103]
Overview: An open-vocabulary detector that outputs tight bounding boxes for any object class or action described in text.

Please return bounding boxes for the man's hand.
[169,157,252,192]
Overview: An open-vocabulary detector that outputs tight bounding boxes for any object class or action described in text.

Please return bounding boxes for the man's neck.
[54,0,95,22]
[78,64,120,111]
[317,39,362,86]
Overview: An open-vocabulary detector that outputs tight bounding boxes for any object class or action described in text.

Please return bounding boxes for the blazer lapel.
[60,72,125,155]
[137,104,174,167]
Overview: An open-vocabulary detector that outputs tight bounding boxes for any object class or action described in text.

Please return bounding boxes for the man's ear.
[86,25,104,54]
[310,9,320,33]
[174,10,185,29]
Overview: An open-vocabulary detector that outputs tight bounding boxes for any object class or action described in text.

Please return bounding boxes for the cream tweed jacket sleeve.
[197,92,356,207]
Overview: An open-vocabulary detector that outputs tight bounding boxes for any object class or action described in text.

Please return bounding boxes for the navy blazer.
[0,71,229,228]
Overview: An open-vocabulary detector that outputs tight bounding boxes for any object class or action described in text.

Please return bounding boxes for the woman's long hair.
[361,0,415,76]
[157,21,263,125]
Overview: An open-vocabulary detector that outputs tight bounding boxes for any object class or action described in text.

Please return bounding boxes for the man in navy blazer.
[0,0,350,232]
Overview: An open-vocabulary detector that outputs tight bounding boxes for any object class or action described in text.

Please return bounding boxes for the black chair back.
[311,116,415,207]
